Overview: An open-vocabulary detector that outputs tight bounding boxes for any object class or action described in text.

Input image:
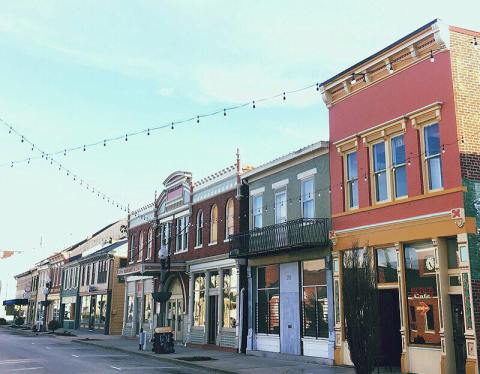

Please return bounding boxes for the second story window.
[138,231,144,262]
[129,235,135,263]
[346,152,359,209]
[391,135,407,198]
[225,199,234,240]
[372,142,388,202]
[161,223,170,247]
[195,210,203,247]
[275,191,287,224]
[301,178,315,219]
[210,205,218,244]
[423,123,442,191]
[146,228,153,260]
[253,195,263,229]
[176,217,188,252]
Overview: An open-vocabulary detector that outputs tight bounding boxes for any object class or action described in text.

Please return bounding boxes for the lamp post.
[42,280,51,332]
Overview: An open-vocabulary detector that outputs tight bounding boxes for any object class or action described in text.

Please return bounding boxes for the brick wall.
[450,27,480,181]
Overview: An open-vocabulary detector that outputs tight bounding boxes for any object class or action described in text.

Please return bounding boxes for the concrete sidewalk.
[70,335,355,374]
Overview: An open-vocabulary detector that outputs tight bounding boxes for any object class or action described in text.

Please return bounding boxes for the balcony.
[229,218,330,258]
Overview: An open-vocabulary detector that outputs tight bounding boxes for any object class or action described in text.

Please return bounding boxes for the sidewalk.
[70,334,355,374]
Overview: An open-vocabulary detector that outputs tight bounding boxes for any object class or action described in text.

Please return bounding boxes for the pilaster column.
[188,272,194,338]
[204,271,210,344]
[396,242,410,373]
[122,280,129,335]
[246,266,254,351]
[332,251,344,365]
[217,268,224,345]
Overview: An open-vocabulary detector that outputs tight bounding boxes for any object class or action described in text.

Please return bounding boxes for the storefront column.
[217,268,224,345]
[458,233,478,374]
[204,271,210,344]
[331,251,344,365]
[246,266,254,351]
[187,272,194,341]
[396,242,410,373]
[122,281,129,334]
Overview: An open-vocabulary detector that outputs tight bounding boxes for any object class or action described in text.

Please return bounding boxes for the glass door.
[166,298,183,341]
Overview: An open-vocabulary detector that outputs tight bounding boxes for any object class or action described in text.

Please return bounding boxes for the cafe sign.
[410,286,434,299]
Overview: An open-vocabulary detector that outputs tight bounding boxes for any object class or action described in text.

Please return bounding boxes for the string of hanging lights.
[0,118,130,213]
[0,82,320,168]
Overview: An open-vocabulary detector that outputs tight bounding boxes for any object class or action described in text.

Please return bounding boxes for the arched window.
[129,235,135,263]
[146,228,153,259]
[138,231,144,261]
[196,210,204,247]
[225,198,234,240]
[210,204,218,244]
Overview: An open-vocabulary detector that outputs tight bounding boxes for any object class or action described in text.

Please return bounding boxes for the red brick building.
[320,20,480,374]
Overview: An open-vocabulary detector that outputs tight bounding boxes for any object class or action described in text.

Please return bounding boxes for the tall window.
[225,199,235,240]
[252,195,263,229]
[404,242,440,346]
[193,274,205,326]
[161,223,170,247]
[176,217,188,252]
[346,152,359,209]
[275,191,287,224]
[424,124,442,190]
[301,178,315,218]
[146,228,153,260]
[129,235,135,262]
[376,247,398,283]
[210,205,218,244]
[373,142,388,202]
[195,210,203,247]
[302,259,328,338]
[138,231,144,261]
[91,263,96,284]
[391,135,407,198]
[223,268,238,328]
[257,265,280,335]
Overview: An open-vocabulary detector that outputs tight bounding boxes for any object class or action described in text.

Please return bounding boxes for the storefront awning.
[2,299,28,306]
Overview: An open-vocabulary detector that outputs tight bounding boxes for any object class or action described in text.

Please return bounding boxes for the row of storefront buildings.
[6,20,480,374]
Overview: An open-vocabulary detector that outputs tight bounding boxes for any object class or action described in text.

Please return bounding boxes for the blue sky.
[0,1,479,300]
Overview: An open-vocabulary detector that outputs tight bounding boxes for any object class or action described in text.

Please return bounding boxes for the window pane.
[347,152,358,179]
[394,166,407,198]
[258,265,279,289]
[424,124,440,156]
[392,135,406,165]
[253,196,263,229]
[375,171,388,201]
[302,179,314,200]
[377,247,398,283]
[303,259,326,286]
[303,200,315,219]
[428,157,443,190]
[404,244,440,346]
[373,142,387,171]
[349,180,358,208]
[303,287,317,337]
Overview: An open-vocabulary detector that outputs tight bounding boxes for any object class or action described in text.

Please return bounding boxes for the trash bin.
[152,327,175,354]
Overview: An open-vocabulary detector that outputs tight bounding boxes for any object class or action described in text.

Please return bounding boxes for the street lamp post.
[42,281,51,332]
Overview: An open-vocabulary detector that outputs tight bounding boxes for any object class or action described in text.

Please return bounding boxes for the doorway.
[166,298,183,341]
[208,295,218,344]
[377,289,402,368]
[451,295,466,374]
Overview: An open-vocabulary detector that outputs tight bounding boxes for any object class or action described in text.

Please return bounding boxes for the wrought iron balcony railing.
[229,218,330,258]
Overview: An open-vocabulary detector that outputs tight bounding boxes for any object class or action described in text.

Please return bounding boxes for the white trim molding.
[271,179,289,190]
[250,186,265,196]
[297,168,317,180]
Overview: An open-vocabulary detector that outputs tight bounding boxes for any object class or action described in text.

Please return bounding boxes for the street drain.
[177,356,217,362]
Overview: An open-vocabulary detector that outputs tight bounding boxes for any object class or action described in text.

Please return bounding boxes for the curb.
[72,339,236,374]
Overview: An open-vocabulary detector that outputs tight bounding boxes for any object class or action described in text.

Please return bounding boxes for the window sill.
[224,238,231,243]
[194,245,203,250]
[208,242,217,246]
[302,336,329,341]
[175,249,188,254]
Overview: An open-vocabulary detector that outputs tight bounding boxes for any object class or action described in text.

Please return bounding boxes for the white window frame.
[301,177,315,219]
[252,194,263,229]
[345,151,359,210]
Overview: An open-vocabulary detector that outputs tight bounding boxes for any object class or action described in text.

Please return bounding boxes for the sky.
[0,0,479,302]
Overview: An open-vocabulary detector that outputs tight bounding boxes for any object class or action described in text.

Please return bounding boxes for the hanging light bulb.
[64,150,67,156]
[21,136,24,143]
[147,129,150,136]
[351,73,357,85]
[10,161,13,168]
[472,36,479,50]
[430,50,435,63]
[283,92,286,100]
[31,144,34,151]
[104,140,106,147]
[388,63,394,74]
[407,158,411,166]
[224,109,227,117]
[252,101,256,109]
[442,144,445,154]
[171,122,174,130]
[125,134,128,141]
[83,145,86,151]
[197,116,200,124]
[28,158,30,164]
[316,83,319,91]
[8,127,12,134]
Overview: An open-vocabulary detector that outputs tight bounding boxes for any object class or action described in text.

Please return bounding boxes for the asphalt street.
[0,329,209,373]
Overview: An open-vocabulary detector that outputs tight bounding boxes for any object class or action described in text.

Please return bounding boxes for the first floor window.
[223,268,238,328]
[194,274,205,326]
[143,294,152,324]
[302,259,328,338]
[127,296,134,324]
[376,247,398,283]
[81,296,90,324]
[256,265,279,334]
[404,242,440,346]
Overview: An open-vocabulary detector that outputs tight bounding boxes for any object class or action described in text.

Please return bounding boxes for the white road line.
[71,354,127,358]
[110,366,177,371]
[8,368,44,372]
[0,359,38,365]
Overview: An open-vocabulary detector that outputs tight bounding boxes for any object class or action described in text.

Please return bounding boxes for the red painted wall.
[329,51,463,230]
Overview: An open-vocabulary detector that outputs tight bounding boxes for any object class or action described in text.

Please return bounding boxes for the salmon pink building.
[320,20,480,374]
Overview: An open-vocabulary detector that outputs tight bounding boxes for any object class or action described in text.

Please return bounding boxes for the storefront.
[187,258,242,349]
[122,275,155,337]
[61,295,78,329]
[79,291,109,331]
